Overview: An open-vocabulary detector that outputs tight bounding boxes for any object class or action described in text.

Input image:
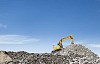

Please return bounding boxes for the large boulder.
[0,51,12,63]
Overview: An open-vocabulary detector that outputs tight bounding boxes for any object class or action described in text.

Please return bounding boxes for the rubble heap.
[53,44,98,58]
[0,44,100,64]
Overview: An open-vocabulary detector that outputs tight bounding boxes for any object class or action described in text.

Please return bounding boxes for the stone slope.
[0,44,100,64]
[53,44,99,58]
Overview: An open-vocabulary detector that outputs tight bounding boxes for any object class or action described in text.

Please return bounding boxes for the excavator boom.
[53,35,74,51]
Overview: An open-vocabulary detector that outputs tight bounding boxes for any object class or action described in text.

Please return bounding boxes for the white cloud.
[89,44,100,48]
[0,24,7,28]
[74,41,84,44]
[0,35,40,44]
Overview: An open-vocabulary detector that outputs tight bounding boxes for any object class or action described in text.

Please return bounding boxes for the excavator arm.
[53,35,74,51]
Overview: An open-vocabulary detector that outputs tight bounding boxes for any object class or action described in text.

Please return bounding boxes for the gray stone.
[0,44,100,64]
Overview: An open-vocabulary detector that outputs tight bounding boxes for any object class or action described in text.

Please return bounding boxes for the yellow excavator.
[53,35,74,51]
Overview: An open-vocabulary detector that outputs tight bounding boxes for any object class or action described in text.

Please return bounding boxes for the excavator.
[53,35,74,51]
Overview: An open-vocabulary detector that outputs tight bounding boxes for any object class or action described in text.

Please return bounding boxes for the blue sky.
[0,0,100,55]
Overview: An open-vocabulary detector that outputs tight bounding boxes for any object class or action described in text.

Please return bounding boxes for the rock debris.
[0,44,100,64]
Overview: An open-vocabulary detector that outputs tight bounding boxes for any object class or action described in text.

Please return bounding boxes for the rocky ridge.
[0,44,100,64]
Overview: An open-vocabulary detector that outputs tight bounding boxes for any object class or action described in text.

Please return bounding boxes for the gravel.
[0,44,100,64]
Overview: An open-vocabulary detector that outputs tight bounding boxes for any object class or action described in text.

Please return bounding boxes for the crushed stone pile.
[0,44,100,64]
[53,44,99,58]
